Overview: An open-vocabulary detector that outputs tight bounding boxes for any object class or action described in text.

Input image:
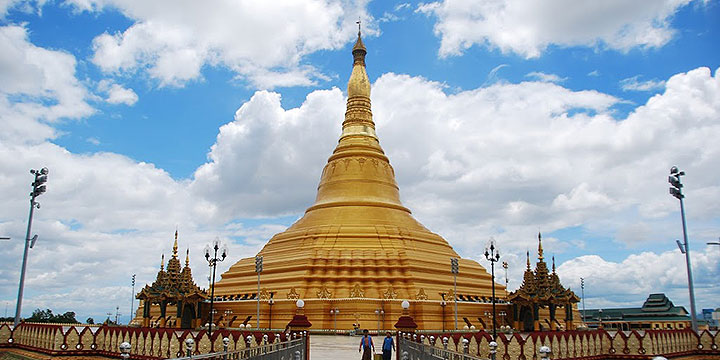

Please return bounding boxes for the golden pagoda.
[210,29,507,331]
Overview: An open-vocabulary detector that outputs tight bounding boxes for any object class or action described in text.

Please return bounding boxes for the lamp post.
[255,255,263,329]
[484,238,500,339]
[204,237,227,339]
[375,308,384,334]
[440,294,446,333]
[502,261,508,294]
[223,309,232,328]
[268,297,274,329]
[450,258,459,330]
[330,308,339,332]
[668,166,698,331]
[598,309,603,329]
[130,274,136,325]
[580,277,586,325]
[14,167,48,327]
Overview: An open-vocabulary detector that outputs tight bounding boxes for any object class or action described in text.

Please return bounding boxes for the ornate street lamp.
[330,308,339,332]
[668,166,698,331]
[440,294,446,332]
[204,237,227,339]
[268,297,274,329]
[484,237,500,339]
[450,258,459,330]
[375,308,384,334]
[14,167,48,327]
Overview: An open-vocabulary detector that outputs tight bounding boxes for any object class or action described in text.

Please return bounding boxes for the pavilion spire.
[160,254,165,271]
[526,251,530,270]
[552,256,556,273]
[172,229,179,257]
[538,232,544,261]
[185,248,190,267]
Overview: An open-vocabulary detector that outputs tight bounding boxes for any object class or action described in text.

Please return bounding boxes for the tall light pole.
[668,166,698,331]
[484,237,500,340]
[204,237,227,339]
[580,278,586,325]
[255,255,263,328]
[450,258,459,330]
[14,167,48,327]
[130,274,136,325]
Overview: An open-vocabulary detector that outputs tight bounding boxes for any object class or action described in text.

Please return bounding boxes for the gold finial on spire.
[351,19,367,63]
[161,254,165,271]
[538,232,544,261]
[356,18,361,37]
[173,229,179,257]
[526,250,530,270]
[185,248,190,267]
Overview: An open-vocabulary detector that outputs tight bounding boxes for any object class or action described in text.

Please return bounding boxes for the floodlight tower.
[14,167,48,327]
[668,166,698,331]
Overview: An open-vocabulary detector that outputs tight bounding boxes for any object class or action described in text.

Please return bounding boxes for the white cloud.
[98,79,138,105]
[558,247,719,309]
[0,25,94,143]
[620,75,667,91]
[588,70,600,77]
[79,0,373,89]
[526,71,568,83]
[418,0,699,58]
[2,21,719,319]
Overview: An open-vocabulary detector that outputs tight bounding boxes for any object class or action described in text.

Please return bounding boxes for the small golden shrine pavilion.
[508,233,580,331]
[136,231,207,329]
[209,30,506,331]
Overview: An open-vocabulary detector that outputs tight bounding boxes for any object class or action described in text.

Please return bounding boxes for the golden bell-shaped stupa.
[212,30,505,331]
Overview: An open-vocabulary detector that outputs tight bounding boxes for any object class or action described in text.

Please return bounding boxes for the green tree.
[25,308,79,324]
[86,317,94,324]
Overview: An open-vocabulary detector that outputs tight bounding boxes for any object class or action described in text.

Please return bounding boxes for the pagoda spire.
[185,248,190,267]
[301,23,410,216]
[526,250,530,270]
[538,232,544,261]
[172,229,179,257]
[160,254,165,271]
[552,256,556,273]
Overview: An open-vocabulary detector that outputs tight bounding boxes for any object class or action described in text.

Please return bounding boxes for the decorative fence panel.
[404,329,719,359]
[0,323,300,360]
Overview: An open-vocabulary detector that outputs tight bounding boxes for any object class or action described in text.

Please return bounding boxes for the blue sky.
[0,0,719,323]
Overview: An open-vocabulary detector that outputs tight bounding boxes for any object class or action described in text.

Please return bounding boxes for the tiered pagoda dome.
[211,30,505,330]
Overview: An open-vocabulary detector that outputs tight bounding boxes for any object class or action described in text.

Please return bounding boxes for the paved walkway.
[311,335,378,360]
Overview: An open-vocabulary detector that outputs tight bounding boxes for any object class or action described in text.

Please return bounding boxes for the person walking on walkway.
[359,329,375,360]
[382,331,394,360]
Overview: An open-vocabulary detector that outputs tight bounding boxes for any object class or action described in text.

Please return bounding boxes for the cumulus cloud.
[558,247,719,308]
[2,23,719,318]
[0,25,94,143]
[77,0,372,89]
[620,75,667,91]
[526,71,568,83]
[97,80,139,105]
[418,0,700,58]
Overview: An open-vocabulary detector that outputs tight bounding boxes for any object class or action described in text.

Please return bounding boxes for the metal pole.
[14,193,37,326]
[453,272,458,330]
[580,278,586,325]
[209,247,217,339]
[491,260,496,339]
[130,274,135,325]
[679,197,698,331]
[257,272,260,329]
